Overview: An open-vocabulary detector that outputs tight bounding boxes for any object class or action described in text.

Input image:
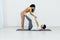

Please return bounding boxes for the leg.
[25,15,33,30]
[28,21,33,30]
[21,15,25,31]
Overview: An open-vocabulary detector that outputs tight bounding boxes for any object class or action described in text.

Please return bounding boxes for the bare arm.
[29,8,39,27]
[29,8,37,18]
[35,18,39,27]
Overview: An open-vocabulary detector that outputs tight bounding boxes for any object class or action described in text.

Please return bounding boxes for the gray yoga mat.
[16,29,51,31]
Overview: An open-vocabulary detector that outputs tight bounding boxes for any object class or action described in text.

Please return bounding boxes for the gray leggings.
[25,16,33,30]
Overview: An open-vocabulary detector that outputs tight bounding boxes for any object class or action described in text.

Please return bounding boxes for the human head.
[30,4,35,12]
[41,24,46,29]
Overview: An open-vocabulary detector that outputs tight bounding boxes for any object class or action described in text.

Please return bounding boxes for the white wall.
[4,0,60,27]
[0,0,4,28]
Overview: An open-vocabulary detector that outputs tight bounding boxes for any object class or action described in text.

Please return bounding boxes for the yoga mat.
[16,29,51,31]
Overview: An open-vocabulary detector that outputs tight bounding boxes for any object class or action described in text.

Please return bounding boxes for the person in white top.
[20,4,39,31]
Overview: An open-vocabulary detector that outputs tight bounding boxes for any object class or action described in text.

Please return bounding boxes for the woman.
[20,4,39,30]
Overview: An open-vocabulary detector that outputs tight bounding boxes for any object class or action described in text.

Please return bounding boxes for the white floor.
[0,27,60,40]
